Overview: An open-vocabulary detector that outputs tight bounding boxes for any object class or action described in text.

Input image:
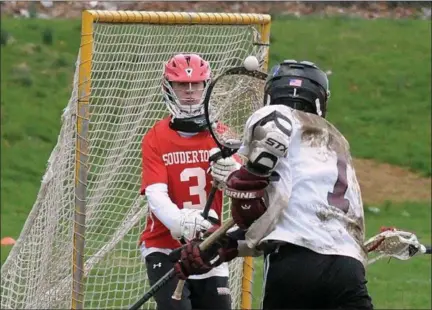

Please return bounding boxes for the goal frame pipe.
[72,10,93,310]
[76,10,271,310]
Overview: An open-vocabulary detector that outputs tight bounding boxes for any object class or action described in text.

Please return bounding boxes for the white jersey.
[240,105,367,265]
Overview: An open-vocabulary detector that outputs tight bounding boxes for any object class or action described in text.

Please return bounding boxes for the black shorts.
[145,252,231,310]
[262,243,373,310]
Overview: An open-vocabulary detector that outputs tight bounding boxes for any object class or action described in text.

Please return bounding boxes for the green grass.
[1,18,81,262]
[269,17,431,176]
[1,16,431,309]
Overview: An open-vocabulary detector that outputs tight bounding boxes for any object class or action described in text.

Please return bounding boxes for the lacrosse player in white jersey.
[170,60,374,309]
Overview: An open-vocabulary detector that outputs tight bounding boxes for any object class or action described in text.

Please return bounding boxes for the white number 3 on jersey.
[180,167,207,209]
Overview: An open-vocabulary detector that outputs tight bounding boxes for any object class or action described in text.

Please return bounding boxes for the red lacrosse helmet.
[164,53,211,83]
[162,54,211,121]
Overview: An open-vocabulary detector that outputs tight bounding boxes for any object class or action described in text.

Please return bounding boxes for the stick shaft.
[128,269,176,310]
[128,218,236,309]
[171,184,219,300]
[202,185,218,219]
[171,219,235,300]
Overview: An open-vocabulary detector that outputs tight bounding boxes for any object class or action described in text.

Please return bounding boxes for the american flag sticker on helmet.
[289,79,302,87]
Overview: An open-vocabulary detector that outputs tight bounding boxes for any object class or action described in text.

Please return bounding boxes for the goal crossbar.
[85,10,272,24]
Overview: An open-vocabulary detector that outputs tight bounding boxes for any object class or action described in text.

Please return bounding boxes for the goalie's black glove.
[168,226,242,280]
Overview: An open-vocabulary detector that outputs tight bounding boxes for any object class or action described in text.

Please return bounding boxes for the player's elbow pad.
[247,130,290,175]
[240,109,292,176]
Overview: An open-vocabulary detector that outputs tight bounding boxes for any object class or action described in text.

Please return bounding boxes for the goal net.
[1,10,270,309]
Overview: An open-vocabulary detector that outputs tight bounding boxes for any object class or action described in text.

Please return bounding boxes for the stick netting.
[210,72,266,147]
[1,21,268,309]
[364,229,426,265]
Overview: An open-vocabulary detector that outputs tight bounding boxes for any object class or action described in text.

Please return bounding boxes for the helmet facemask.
[162,79,210,119]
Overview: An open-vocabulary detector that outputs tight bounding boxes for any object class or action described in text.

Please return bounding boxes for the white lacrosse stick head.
[365,228,426,265]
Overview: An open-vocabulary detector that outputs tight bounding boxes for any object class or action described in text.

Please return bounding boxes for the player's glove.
[170,240,214,280]
[225,166,270,229]
[170,209,219,242]
[209,147,241,189]
[169,225,240,280]
[203,225,240,265]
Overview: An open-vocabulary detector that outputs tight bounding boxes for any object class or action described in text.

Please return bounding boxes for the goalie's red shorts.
[261,242,373,310]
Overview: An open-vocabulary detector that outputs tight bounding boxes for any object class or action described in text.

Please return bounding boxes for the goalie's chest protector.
[140,117,223,249]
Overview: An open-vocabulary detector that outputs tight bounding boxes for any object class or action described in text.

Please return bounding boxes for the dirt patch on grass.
[353,158,431,205]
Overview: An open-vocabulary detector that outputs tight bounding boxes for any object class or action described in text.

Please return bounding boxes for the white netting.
[1,18,268,309]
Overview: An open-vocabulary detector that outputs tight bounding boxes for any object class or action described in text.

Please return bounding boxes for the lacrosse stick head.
[204,67,267,158]
[365,228,426,263]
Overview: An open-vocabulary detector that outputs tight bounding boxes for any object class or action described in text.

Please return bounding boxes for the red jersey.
[139,117,223,249]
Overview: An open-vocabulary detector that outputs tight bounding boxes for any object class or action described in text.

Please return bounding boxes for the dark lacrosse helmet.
[264,60,330,118]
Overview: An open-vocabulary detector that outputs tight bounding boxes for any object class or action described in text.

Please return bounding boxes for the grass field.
[1,15,431,309]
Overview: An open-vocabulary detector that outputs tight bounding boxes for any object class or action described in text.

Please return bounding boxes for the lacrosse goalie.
[139,53,240,310]
[170,60,375,309]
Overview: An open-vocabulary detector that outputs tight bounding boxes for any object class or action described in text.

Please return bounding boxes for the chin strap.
[169,115,209,133]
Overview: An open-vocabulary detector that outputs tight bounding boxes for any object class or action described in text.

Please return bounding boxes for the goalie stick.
[171,65,270,301]
[129,65,268,309]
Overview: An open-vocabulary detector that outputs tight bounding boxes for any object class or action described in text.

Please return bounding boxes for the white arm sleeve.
[146,183,181,232]
[146,183,215,241]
